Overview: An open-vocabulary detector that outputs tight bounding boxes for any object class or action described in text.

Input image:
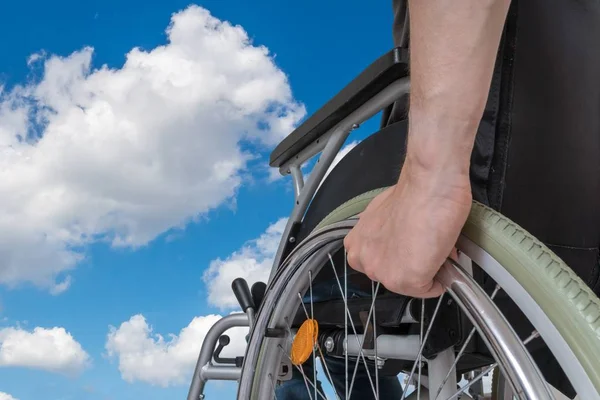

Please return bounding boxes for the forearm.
[405,0,511,177]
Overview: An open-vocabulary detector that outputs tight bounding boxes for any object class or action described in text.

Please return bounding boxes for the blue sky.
[0,1,394,399]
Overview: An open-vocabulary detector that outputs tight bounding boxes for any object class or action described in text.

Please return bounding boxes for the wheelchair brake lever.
[213,335,244,368]
[232,277,256,329]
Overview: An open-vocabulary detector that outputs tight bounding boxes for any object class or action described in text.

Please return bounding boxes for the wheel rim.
[238,219,592,399]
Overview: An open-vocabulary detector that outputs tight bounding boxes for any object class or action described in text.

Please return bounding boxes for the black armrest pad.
[269,47,409,168]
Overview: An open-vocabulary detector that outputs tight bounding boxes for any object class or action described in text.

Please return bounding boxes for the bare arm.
[345,1,513,297]
[406,0,512,179]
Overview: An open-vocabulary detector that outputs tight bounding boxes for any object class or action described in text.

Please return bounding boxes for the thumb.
[417,280,446,299]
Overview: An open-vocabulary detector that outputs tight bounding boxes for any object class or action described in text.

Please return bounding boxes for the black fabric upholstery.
[500,0,600,288]
[269,48,409,168]
[384,0,600,292]
[296,120,408,244]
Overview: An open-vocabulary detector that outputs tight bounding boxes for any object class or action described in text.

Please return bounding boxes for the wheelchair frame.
[187,47,412,400]
[185,42,600,398]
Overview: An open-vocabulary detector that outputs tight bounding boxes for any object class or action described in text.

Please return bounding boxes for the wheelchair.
[186,43,600,400]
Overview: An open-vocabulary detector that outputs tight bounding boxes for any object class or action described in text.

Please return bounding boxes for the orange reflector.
[290,319,319,365]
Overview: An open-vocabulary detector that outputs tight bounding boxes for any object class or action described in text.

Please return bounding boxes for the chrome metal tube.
[200,364,242,381]
[345,334,420,360]
[437,261,552,399]
[289,165,304,199]
[187,313,249,400]
[426,347,457,400]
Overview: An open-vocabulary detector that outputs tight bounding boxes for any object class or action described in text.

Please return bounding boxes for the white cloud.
[0,326,90,374]
[0,5,304,291]
[106,217,289,386]
[203,218,287,309]
[106,313,248,387]
[0,392,17,400]
[26,51,46,66]
[49,276,72,295]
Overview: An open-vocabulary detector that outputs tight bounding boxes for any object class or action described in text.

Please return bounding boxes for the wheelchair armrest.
[269,47,409,168]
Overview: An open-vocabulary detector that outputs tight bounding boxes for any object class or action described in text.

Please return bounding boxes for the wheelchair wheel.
[238,189,600,399]
[491,368,581,400]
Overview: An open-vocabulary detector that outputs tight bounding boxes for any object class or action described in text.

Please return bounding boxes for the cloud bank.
[0,5,304,292]
[0,326,90,374]
[106,314,247,387]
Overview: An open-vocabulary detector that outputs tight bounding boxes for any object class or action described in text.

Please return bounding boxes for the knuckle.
[408,280,434,298]
[344,230,354,244]
[343,234,352,249]
[361,264,373,278]
[346,251,361,269]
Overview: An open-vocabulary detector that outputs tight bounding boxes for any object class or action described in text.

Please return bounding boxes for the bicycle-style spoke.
[283,314,321,399]
[277,344,327,400]
[327,253,378,396]
[347,281,379,398]
[372,280,380,399]
[448,363,497,400]
[316,344,342,400]
[447,327,541,400]
[344,250,349,400]
[317,254,540,400]
[417,298,424,399]
[288,250,544,400]
[310,271,317,400]
[523,330,540,345]
[433,284,502,400]
[296,285,342,400]
[401,293,446,400]
[238,215,592,400]
[268,374,279,400]
[298,293,311,323]
[300,364,315,400]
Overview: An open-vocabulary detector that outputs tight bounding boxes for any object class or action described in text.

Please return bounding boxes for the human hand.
[343,161,472,298]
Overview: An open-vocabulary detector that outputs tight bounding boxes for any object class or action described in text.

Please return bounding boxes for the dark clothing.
[389,0,600,290]
[389,0,600,396]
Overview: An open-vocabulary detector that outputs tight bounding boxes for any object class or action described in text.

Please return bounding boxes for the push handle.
[251,281,267,309]
[232,278,254,312]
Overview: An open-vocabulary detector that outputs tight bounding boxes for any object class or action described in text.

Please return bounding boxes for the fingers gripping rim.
[315,187,600,394]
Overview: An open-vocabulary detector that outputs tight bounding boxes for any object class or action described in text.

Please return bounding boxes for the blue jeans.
[276,274,403,399]
[276,353,402,399]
